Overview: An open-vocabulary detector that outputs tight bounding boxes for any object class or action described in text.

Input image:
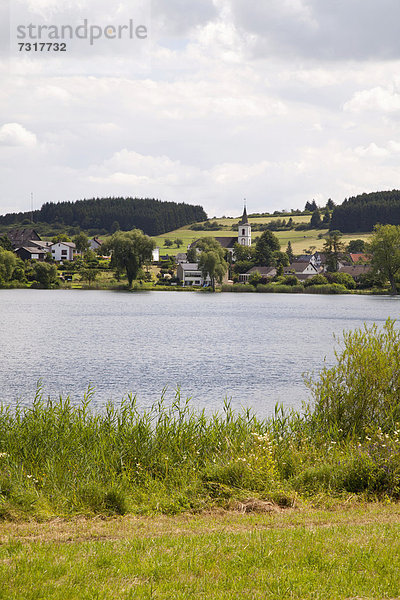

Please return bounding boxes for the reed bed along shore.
[2,319,400,520]
[0,390,399,520]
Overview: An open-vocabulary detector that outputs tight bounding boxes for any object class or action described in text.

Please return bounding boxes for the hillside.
[152,214,371,256]
[330,189,400,233]
[0,197,207,237]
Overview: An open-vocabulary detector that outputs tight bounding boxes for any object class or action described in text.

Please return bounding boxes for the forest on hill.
[0,197,207,236]
[330,190,400,233]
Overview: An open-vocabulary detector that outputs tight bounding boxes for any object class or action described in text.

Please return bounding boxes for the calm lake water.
[1,289,400,416]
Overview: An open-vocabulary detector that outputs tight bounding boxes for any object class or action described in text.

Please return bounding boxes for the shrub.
[282,274,300,286]
[327,272,356,289]
[232,283,255,292]
[303,274,328,287]
[306,283,348,294]
[305,319,400,436]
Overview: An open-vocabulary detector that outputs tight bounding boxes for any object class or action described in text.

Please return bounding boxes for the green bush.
[231,283,255,292]
[339,432,400,496]
[306,283,348,294]
[304,274,329,287]
[281,275,300,286]
[328,272,356,289]
[305,319,400,436]
[203,433,278,493]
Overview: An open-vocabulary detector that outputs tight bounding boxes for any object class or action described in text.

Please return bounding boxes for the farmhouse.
[7,228,43,249]
[89,237,102,251]
[338,264,372,281]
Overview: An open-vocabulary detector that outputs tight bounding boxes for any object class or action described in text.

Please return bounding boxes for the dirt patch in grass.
[1,502,400,545]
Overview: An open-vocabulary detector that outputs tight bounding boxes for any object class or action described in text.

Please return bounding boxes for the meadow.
[1,505,400,599]
[151,215,372,256]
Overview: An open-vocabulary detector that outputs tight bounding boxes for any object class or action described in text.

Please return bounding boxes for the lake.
[1,289,399,416]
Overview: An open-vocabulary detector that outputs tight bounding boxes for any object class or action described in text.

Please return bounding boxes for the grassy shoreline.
[0,281,392,295]
[1,384,400,522]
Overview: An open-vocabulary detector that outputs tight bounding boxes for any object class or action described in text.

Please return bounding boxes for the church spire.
[239,201,248,225]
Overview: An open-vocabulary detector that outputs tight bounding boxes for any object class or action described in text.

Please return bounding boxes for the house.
[338,265,372,281]
[89,237,102,251]
[176,263,211,287]
[284,261,319,280]
[175,253,187,264]
[313,252,347,272]
[350,253,371,264]
[297,254,318,267]
[7,228,41,249]
[50,241,76,262]
[239,266,276,283]
[29,239,52,251]
[152,247,160,262]
[15,246,47,261]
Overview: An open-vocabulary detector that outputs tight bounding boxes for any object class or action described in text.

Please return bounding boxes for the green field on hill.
[152,215,372,257]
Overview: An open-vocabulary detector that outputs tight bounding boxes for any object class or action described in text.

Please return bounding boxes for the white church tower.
[237,204,251,246]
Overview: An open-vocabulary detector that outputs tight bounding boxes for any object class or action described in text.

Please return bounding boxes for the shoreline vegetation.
[1,320,400,522]
[0,279,392,295]
[2,322,400,597]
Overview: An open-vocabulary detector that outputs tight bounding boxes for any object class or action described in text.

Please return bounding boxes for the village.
[2,206,374,291]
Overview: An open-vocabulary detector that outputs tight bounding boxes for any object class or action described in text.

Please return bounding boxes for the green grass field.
[1,504,400,599]
[152,221,372,257]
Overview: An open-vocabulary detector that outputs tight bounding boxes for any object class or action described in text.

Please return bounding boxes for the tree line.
[0,197,207,236]
[330,190,400,233]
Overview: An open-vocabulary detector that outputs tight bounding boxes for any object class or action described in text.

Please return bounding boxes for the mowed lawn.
[1,504,400,599]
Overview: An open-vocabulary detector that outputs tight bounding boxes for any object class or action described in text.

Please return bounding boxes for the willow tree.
[103,229,155,287]
[196,237,228,291]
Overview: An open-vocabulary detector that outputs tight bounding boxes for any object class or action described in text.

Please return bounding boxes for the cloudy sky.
[1,0,400,218]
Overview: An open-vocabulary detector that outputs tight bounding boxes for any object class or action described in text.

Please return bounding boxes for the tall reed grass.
[1,374,400,520]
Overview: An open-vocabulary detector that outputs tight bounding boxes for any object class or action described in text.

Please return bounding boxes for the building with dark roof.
[189,206,251,254]
[15,246,47,261]
[7,228,41,249]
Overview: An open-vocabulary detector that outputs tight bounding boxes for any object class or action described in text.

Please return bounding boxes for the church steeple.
[238,201,251,246]
[239,202,249,225]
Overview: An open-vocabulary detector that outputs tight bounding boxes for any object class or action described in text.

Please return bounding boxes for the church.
[178,206,252,286]
[189,205,251,256]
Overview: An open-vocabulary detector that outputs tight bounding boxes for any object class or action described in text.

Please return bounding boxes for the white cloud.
[354,143,390,158]
[2,0,400,218]
[87,149,206,188]
[0,123,37,147]
[354,140,400,158]
[344,86,400,113]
